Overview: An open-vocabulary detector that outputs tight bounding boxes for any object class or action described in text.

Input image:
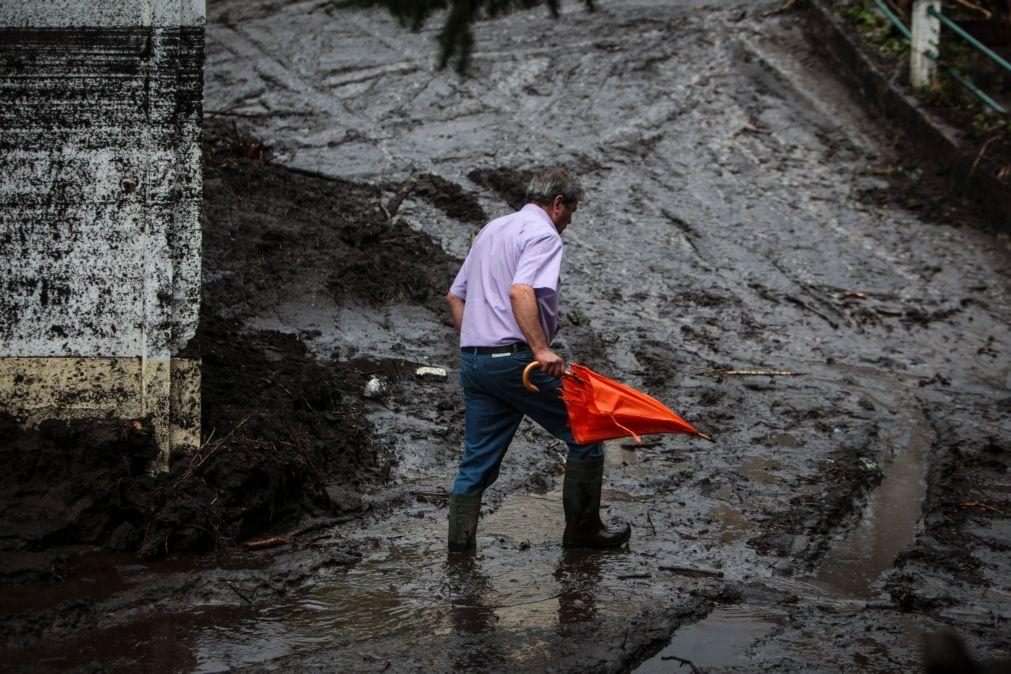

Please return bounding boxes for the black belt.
[462,342,531,355]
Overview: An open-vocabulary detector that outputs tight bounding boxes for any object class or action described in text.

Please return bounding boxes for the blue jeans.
[452,349,604,495]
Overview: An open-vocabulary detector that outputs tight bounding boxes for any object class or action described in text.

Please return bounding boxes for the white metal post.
[910,0,941,88]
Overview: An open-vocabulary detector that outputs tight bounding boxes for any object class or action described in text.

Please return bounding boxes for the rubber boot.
[562,457,631,548]
[448,492,482,553]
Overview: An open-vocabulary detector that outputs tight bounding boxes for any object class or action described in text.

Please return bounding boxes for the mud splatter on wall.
[0,0,204,467]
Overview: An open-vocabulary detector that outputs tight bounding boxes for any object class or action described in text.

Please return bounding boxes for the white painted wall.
[0,0,204,460]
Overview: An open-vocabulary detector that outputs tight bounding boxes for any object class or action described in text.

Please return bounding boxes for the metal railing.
[871,0,1009,114]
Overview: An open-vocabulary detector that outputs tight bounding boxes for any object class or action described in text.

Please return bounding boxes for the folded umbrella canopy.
[523,361,712,445]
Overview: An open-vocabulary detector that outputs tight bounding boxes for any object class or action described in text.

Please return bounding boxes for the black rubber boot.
[448,493,482,553]
[562,457,631,548]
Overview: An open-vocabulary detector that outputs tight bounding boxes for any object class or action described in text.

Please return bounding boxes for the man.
[445,167,631,553]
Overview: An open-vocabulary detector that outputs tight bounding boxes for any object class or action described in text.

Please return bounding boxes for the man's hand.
[534,347,565,378]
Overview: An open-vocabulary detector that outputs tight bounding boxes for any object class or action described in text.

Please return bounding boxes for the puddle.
[635,605,787,672]
[737,457,784,485]
[0,548,136,617]
[806,402,931,598]
[708,503,752,544]
[1,548,262,617]
[482,492,562,545]
[7,605,252,673]
[762,433,803,448]
[180,492,649,669]
[188,544,452,669]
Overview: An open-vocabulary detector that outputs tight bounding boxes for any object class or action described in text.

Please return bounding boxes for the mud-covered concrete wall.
[0,0,204,467]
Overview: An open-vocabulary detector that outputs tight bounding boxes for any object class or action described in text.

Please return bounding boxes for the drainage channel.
[636,395,931,672]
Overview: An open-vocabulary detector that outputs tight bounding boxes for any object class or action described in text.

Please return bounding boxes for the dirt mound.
[409,173,487,224]
[2,122,466,561]
[143,122,467,555]
[468,167,534,211]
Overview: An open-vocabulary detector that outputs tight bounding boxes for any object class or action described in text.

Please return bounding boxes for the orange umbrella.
[523,361,713,445]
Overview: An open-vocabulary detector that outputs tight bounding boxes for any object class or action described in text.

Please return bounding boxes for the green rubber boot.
[562,457,631,548]
[448,493,482,553]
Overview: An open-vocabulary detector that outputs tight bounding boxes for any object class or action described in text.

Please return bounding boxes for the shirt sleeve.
[512,233,562,291]
[449,254,471,299]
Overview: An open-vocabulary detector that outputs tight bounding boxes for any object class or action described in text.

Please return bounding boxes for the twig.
[661,208,705,260]
[384,180,416,221]
[415,490,450,503]
[761,0,797,18]
[658,564,724,579]
[661,654,702,673]
[647,511,657,536]
[486,592,561,609]
[953,0,992,18]
[278,383,316,412]
[199,427,217,450]
[175,416,249,486]
[707,369,800,377]
[224,580,253,604]
[243,535,291,551]
[785,296,839,329]
[970,135,1000,178]
[960,502,1003,514]
[617,573,652,580]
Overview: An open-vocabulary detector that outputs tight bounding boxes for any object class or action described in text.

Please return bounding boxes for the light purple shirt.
[450,204,562,348]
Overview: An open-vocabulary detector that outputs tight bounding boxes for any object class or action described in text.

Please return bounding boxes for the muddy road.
[4,0,1010,671]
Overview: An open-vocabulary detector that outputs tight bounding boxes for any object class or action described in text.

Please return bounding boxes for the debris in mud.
[363,376,390,399]
[415,366,448,381]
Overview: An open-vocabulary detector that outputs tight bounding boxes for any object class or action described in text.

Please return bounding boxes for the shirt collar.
[521,203,555,229]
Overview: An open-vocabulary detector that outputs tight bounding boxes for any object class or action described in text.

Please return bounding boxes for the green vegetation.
[841,1,908,61]
[839,0,1009,177]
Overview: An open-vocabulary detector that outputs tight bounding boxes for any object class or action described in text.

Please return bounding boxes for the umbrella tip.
[696,432,715,442]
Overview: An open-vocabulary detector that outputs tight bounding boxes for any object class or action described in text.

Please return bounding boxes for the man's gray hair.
[525,167,584,206]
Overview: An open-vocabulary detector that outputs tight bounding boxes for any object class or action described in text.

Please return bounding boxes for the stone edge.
[805,0,1011,228]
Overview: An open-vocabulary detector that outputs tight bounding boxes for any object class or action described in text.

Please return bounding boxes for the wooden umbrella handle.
[522,360,543,392]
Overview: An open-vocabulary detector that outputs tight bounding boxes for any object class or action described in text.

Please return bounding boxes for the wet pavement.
[4,0,1010,671]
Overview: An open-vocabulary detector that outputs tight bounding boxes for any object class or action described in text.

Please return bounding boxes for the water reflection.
[444,554,502,671]
[445,554,497,636]
[554,548,602,628]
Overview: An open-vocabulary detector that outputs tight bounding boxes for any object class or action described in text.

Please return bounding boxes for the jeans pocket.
[484,354,524,376]
[510,351,535,365]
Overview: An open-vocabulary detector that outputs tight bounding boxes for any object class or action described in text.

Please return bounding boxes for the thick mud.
[3,0,1010,671]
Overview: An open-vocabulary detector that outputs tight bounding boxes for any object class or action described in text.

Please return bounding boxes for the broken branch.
[960,502,1003,514]
[707,369,800,377]
[661,654,702,673]
[243,535,291,551]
